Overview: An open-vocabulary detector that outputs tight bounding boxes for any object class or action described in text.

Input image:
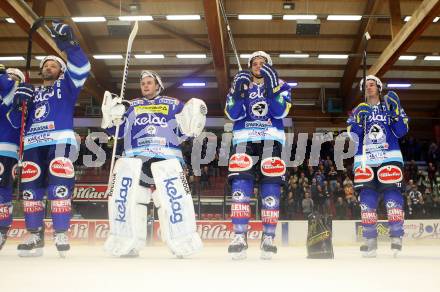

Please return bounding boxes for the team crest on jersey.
[33,101,50,122]
[354,166,374,183]
[22,189,35,200]
[261,157,286,177]
[53,185,69,198]
[377,165,402,184]
[0,162,4,176]
[229,153,252,171]
[367,123,386,143]
[145,125,157,135]
[249,100,268,120]
[21,161,41,183]
[49,158,75,178]
[232,191,245,201]
[263,196,278,208]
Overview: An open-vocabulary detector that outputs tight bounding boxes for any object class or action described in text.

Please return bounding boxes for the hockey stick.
[16,18,45,198]
[219,0,242,71]
[361,32,371,171]
[107,21,139,187]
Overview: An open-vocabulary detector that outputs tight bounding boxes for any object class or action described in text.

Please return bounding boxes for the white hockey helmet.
[360,75,382,93]
[140,70,164,95]
[6,68,25,83]
[247,51,273,68]
[39,55,67,73]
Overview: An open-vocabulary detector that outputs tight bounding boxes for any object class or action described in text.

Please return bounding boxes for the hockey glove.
[14,83,34,108]
[353,102,372,124]
[101,91,128,128]
[231,71,252,99]
[384,91,402,119]
[260,64,281,98]
[50,20,78,51]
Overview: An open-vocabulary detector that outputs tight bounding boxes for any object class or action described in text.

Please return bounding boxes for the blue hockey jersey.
[22,46,90,150]
[0,73,20,159]
[347,101,409,168]
[107,96,185,161]
[224,80,291,145]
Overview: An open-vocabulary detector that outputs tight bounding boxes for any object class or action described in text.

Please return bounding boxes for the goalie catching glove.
[175,98,208,137]
[101,90,128,128]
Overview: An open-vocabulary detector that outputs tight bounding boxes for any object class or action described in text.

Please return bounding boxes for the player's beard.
[41,71,59,81]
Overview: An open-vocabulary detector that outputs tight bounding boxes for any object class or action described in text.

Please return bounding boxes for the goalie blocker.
[105,158,202,258]
[306,213,334,259]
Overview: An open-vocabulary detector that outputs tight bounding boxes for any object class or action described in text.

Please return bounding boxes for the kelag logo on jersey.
[33,101,50,123]
[134,114,167,128]
[249,100,268,120]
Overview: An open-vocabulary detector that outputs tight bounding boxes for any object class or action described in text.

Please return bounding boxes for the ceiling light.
[5,18,15,23]
[35,56,47,60]
[424,56,440,61]
[398,55,417,60]
[176,54,207,59]
[404,16,411,22]
[0,56,25,61]
[318,54,348,59]
[72,16,106,23]
[166,15,201,20]
[283,15,317,20]
[93,54,123,59]
[279,54,310,58]
[434,17,439,23]
[288,82,298,87]
[182,82,206,87]
[118,15,153,21]
[240,54,252,58]
[238,15,273,20]
[327,15,362,21]
[134,54,165,59]
[387,83,412,88]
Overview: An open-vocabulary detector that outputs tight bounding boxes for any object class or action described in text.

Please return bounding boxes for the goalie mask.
[140,70,164,97]
[360,75,383,94]
[247,51,273,68]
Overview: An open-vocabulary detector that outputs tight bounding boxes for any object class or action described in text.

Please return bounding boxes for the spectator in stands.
[347,195,361,220]
[407,184,423,218]
[200,165,210,190]
[335,197,348,220]
[302,191,314,219]
[427,142,439,165]
[327,165,338,193]
[320,181,331,216]
[428,162,437,184]
[286,191,295,220]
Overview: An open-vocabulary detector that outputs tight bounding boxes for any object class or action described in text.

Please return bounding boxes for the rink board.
[7,219,440,245]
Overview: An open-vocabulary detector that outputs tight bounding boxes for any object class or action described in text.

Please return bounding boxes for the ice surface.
[1,243,438,292]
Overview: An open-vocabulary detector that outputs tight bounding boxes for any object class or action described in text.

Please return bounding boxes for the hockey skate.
[54,232,70,258]
[260,234,277,260]
[0,228,8,250]
[390,237,402,258]
[360,237,377,258]
[120,249,140,258]
[228,233,248,260]
[17,229,45,257]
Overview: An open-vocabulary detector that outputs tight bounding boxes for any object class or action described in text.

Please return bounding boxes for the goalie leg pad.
[105,158,149,257]
[151,159,202,257]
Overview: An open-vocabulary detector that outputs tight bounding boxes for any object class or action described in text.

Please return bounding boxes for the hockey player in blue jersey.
[225,51,291,260]
[13,21,90,257]
[0,65,25,250]
[347,75,409,257]
[101,70,206,257]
